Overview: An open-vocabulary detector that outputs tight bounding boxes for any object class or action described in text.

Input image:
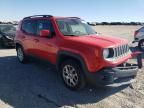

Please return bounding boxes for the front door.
[32,19,58,63]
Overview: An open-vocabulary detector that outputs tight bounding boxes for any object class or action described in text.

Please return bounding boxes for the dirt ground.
[94,25,142,43]
[0,25,144,108]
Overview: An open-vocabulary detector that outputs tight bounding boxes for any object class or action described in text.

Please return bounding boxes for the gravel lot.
[0,25,144,108]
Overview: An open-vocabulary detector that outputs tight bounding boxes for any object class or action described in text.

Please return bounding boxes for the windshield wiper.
[64,34,77,36]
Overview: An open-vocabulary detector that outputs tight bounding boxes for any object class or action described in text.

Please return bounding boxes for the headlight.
[5,35,13,40]
[103,48,109,59]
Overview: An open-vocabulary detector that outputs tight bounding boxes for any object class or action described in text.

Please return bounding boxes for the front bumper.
[85,53,143,86]
[3,38,15,47]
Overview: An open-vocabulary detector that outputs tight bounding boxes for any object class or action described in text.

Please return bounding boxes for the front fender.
[56,50,88,72]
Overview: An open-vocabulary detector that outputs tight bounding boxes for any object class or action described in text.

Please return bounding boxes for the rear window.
[21,20,37,35]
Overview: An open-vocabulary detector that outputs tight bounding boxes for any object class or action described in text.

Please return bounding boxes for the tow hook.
[137,54,143,69]
[131,51,143,69]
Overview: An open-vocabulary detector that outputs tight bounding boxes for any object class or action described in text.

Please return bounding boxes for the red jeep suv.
[15,15,142,90]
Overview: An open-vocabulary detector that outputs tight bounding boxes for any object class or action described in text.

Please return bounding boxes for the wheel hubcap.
[62,65,79,87]
[17,48,24,61]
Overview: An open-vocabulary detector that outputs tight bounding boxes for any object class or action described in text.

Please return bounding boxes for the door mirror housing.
[40,30,51,38]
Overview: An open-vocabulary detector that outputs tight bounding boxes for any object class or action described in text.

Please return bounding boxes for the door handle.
[34,39,39,42]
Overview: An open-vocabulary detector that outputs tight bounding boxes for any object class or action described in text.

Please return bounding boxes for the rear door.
[21,20,37,55]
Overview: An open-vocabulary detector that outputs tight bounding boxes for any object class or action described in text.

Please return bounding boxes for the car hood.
[65,34,128,48]
[0,31,15,40]
[4,31,15,37]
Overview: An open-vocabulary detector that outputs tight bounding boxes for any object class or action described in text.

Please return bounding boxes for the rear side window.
[37,20,55,35]
[21,20,37,35]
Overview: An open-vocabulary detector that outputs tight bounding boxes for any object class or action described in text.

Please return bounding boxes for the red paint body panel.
[15,16,133,73]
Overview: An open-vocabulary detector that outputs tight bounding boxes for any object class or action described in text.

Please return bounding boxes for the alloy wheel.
[62,65,79,87]
[17,47,24,62]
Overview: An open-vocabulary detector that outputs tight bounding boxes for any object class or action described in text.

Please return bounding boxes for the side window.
[22,20,37,35]
[57,21,69,34]
[37,20,55,35]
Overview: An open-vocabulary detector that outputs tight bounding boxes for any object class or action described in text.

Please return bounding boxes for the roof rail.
[68,17,81,19]
[23,15,53,20]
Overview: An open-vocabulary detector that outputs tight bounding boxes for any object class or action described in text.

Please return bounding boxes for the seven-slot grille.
[113,44,130,58]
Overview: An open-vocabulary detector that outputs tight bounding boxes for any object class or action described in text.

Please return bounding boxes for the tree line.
[88,22,144,26]
[0,21,143,26]
[0,21,18,25]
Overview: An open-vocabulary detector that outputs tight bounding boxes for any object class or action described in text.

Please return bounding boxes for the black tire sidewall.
[138,39,144,51]
[17,46,27,63]
[60,60,85,90]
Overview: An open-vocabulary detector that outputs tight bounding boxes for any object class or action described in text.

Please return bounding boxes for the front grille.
[113,44,130,58]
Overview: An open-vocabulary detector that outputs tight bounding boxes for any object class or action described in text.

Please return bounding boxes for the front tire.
[60,60,86,90]
[138,39,144,51]
[16,46,27,63]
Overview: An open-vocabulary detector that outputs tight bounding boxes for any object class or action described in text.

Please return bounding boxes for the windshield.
[139,27,144,32]
[57,18,96,36]
[0,25,16,34]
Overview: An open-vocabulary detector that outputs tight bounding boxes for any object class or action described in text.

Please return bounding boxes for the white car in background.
[133,26,144,51]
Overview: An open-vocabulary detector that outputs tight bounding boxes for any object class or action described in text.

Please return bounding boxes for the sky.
[0,0,144,22]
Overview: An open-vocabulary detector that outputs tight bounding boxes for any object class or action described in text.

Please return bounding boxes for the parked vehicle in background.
[0,24,16,47]
[133,26,144,51]
[15,15,142,90]
[87,22,97,26]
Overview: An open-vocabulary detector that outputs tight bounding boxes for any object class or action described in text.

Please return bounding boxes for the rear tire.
[60,60,86,90]
[16,46,28,63]
[138,39,144,51]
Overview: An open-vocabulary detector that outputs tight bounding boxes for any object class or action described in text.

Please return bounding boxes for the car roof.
[22,15,81,20]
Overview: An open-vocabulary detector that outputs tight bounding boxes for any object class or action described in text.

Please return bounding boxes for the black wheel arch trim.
[56,50,89,74]
[15,41,23,49]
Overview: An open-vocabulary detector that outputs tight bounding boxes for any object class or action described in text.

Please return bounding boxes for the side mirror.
[40,30,51,38]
